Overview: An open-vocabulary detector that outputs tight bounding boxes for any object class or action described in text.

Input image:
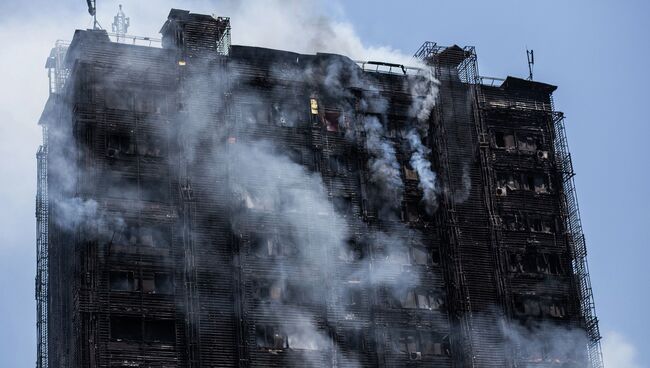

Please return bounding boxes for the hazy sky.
[0,1,647,367]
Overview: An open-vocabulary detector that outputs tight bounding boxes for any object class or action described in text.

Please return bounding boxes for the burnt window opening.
[253,280,283,303]
[494,131,516,150]
[497,172,520,191]
[110,316,142,341]
[118,225,170,248]
[546,253,564,275]
[241,103,270,125]
[272,102,302,127]
[402,201,421,223]
[502,214,526,231]
[106,133,136,158]
[139,276,155,293]
[110,271,136,291]
[399,289,444,310]
[517,134,539,152]
[392,331,450,357]
[339,239,364,263]
[522,173,548,193]
[105,175,139,199]
[138,133,166,158]
[256,325,288,350]
[404,166,419,181]
[529,216,554,233]
[285,283,320,305]
[324,111,341,132]
[144,320,176,343]
[288,148,303,165]
[342,286,363,307]
[508,253,526,273]
[328,155,349,174]
[154,273,173,294]
[546,300,567,318]
[509,252,565,276]
[430,248,441,266]
[250,234,297,258]
[514,296,542,317]
[410,246,431,266]
[243,191,276,211]
[105,89,133,110]
[333,195,354,217]
[515,296,567,319]
[343,329,367,352]
[140,177,169,202]
[134,92,167,114]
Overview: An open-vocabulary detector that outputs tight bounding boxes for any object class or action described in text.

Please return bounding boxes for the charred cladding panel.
[38,9,600,368]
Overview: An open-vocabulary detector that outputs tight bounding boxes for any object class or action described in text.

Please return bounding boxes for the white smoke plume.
[363,115,404,212]
[405,129,438,213]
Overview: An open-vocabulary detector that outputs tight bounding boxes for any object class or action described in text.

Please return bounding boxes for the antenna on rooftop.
[112,5,130,42]
[526,48,535,80]
[86,0,101,30]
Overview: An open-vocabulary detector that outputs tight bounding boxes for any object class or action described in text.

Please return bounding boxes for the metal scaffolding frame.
[553,112,603,368]
[37,40,69,368]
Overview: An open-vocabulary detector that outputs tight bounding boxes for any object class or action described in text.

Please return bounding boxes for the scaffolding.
[37,40,69,368]
[552,112,603,368]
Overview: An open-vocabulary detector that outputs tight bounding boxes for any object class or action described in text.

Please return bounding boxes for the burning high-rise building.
[35,8,602,368]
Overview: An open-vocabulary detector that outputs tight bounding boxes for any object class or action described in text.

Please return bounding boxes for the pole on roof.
[527,48,535,80]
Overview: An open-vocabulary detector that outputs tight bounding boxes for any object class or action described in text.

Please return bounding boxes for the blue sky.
[0,1,647,367]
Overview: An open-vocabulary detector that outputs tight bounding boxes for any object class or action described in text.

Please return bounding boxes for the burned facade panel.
[36,9,601,368]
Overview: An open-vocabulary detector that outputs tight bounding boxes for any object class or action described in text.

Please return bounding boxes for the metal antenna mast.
[111,4,130,42]
[527,48,535,80]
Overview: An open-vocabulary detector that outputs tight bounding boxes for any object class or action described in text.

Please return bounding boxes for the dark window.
[339,239,364,263]
[144,319,176,343]
[344,329,367,352]
[140,177,169,202]
[241,103,269,125]
[134,92,166,114]
[105,89,132,110]
[547,254,564,275]
[110,271,136,291]
[253,280,283,303]
[342,286,363,306]
[107,133,136,158]
[333,195,354,217]
[514,296,542,317]
[284,283,320,305]
[497,172,520,191]
[410,246,430,265]
[393,331,449,357]
[522,173,548,193]
[138,133,166,157]
[494,131,515,149]
[272,102,301,127]
[324,111,341,132]
[402,201,420,222]
[111,316,142,341]
[430,248,441,266]
[138,225,170,248]
[250,234,297,258]
[141,277,155,293]
[154,273,173,294]
[256,325,287,349]
[517,134,539,152]
[106,175,139,199]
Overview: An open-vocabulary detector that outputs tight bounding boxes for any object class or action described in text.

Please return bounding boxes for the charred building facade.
[36,9,602,368]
